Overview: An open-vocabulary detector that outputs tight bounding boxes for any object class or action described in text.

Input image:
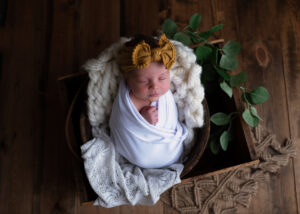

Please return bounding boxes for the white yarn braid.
[170,40,204,128]
[84,37,130,126]
[84,37,205,129]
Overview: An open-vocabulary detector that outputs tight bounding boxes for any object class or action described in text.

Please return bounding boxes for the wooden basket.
[59,71,258,204]
[65,74,211,179]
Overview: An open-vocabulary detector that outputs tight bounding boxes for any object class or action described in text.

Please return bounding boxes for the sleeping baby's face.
[125,62,170,102]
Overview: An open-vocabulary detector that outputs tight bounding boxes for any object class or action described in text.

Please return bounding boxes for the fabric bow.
[132,34,176,70]
[119,34,176,72]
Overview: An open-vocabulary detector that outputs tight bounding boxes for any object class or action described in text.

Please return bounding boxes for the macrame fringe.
[234,192,252,207]
[161,125,296,214]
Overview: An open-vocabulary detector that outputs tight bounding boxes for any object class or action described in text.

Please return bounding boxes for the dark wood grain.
[0,0,7,26]
[0,0,52,213]
[76,0,120,67]
[0,0,299,213]
[210,0,298,213]
[49,0,120,213]
[279,0,300,212]
[235,1,298,213]
[38,0,80,212]
[167,0,214,35]
[120,0,165,37]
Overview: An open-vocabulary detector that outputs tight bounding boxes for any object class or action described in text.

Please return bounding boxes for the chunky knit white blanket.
[81,37,205,207]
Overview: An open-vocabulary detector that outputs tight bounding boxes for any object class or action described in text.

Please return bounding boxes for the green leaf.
[216,67,230,81]
[198,24,224,40]
[186,31,199,44]
[241,92,251,103]
[229,72,248,86]
[220,55,238,70]
[189,13,202,31]
[198,31,210,40]
[174,32,191,46]
[211,112,231,126]
[162,19,178,39]
[220,81,233,98]
[209,136,220,155]
[212,46,219,65]
[210,24,224,33]
[195,45,212,61]
[242,109,259,127]
[250,106,263,121]
[248,86,269,104]
[227,128,234,141]
[220,131,230,151]
[222,41,242,56]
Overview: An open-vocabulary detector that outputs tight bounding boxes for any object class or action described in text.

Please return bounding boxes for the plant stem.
[190,39,225,49]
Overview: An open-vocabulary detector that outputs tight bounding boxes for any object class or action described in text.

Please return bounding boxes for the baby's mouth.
[149,92,159,97]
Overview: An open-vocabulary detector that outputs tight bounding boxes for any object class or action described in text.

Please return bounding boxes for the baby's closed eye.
[137,79,148,84]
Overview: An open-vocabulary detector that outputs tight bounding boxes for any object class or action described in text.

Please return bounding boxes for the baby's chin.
[147,95,160,102]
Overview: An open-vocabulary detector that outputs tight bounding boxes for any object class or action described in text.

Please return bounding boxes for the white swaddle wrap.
[109,79,188,168]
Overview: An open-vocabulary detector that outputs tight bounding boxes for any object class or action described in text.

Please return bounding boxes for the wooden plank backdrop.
[0,0,299,213]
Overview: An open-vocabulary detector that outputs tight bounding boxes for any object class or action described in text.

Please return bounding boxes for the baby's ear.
[123,69,135,80]
[123,72,129,81]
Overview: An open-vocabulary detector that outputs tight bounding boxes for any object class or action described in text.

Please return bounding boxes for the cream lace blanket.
[81,37,205,207]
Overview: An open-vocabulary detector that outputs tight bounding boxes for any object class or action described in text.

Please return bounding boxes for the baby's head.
[117,34,176,102]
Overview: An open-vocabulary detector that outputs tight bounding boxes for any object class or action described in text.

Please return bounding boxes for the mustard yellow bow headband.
[118,34,176,72]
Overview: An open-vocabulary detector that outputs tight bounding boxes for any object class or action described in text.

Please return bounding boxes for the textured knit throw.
[81,37,205,207]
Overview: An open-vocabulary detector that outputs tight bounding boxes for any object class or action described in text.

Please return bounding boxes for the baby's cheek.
[162,82,170,93]
[135,86,148,96]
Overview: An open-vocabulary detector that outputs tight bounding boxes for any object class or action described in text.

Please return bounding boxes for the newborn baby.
[109,34,188,168]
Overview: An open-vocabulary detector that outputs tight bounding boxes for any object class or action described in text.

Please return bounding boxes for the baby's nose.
[150,81,158,89]
[150,81,157,88]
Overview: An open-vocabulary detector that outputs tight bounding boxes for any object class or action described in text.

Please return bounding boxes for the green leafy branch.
[162,13,269,154]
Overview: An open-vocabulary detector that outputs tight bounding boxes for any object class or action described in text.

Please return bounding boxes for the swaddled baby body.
[109,34,188,168]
